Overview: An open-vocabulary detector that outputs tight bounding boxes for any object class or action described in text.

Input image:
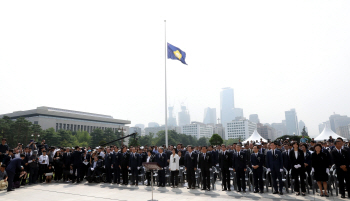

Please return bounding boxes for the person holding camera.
[28,151,39,184]
[38,150,49,183]
[6,154,25,192]
[27,140,37,151]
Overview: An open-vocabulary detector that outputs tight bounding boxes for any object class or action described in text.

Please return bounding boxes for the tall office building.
[257,123,277,140]
[144,126,181,137]
[220,87,235,127]
[203,107,217,124]
[299,120,307,134]
[168,106,177,127]
[134,124,145,131]
[178,106,191,127]
[329,114,350,133]
[181,122,213,139]
[225,117,256,140]
[249,114,260,124]
[148,122,160,127]
[271,121,287,138]
[285,109,299,135]
[233,108,244,119]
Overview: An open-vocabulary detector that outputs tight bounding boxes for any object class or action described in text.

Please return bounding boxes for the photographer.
[27,140,37,151]
[38,140,48,155]
[28,151,39,184]
[38,150,49,183]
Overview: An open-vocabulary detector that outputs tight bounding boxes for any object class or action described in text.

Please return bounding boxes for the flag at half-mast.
[167,43,187,65]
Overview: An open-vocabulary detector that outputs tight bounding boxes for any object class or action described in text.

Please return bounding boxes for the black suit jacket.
[63,152,71,167]
[184,152,197,169]
[219,151,232,170]
[198,153,211,171]
[70,151,82,166]
[331,148,350,171]
[233,151,247,170]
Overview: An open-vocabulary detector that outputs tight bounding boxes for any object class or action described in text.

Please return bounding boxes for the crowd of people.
[0,136,349,198]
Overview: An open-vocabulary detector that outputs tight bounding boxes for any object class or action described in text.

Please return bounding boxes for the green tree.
[41,128,61,146]
[0,116,13,144]
[197,137,209,146]
[91,128,104,148]
[104,128,115,143]
[76,131,92,146]
[10,117,32,146]
[209,134,223,145]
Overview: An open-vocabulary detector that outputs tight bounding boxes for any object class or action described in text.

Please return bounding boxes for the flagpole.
[164,20,168,148]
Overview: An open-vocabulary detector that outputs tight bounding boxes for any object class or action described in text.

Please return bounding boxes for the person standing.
[251,145,264,193]
[104,148,113,183]
[155,147,167,187]
[169,148,179,188]
[198,146,211,191]
[289,142,306,196]
[331,140,350,198]
[0,138,9,164]
[266,141,284,195]
[129,147,140,185]
[145,150,154,186]
[38,150,49,183]
[62,148,71,182]
[184,146,198,189]
[120,146,130,185]
[5,154,25,192]
[219,144,232,191]
[311,144,329,197]
[112,147,122,184]
[70,146,82,183]
[53,150,63,182]
[233,144,247,192]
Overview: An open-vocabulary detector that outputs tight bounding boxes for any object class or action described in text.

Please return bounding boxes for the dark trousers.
[222,168,230,190]
[171,170,179,186]
[130,167,138,184]
[337,169,350,196]
[105,167,112,182]
[158,169,165,186]
[186,168,195,188]
[55,167,63,181]
[292,168,306,192]
[113,167,121,183]
[236,168,246,191]
[80,164,89,180]
[7,170,15,191]
[72,164,81,182]
[253,169,263,191]
[271,169,283,192]
[29,167,38,184]
[39,164,47,182]
[146,171,153,185]
[201,169,210,189]
[121,167,128,184]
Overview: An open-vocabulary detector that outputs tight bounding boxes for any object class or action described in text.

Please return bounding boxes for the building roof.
[243,129,267,144]
[314,124,346,141]
[0,106,130,125]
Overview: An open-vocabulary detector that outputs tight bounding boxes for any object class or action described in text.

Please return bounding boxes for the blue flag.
[167,43,187,65]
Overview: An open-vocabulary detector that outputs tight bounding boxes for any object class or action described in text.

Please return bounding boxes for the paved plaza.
[0,181,343,201]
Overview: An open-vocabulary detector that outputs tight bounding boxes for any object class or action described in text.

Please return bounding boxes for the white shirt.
[93,161,97,169]
[39,155,49,165]
[169,154,180,171]
[147,156,151,163]
[99,152,105,158]
[15,153,21,158]
[294,151,298,159]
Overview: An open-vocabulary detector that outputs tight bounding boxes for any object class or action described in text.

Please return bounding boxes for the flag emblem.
[174,50,182,60]
[167,43,187,65]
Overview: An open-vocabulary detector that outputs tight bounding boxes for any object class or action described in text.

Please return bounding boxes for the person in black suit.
[184,146,197,189]
[53,150,63,182]
[198,146,211,191]
[62,148,71,182]
[145,150,154,186]
[6,154,25,192]
[70,146,82,183]
[266,142,284,195]
[251,145,265,193]
[87,155,103,178]
[112,147,122,184]
[104,148,113,183]
[312,144,329,197]
[282,144,291,172]
[233,144,247,192]
[129,147,140,185]
[331,140,350,198]
[178,150,184,166]
[289,142,306,196]
[219,144,232,191]
[155,147,167,187]
[120,147,130,185]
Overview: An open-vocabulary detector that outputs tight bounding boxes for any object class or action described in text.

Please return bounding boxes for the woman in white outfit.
[169,149,180,188]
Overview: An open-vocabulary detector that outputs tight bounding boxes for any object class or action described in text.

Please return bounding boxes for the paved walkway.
[0,181,343,201]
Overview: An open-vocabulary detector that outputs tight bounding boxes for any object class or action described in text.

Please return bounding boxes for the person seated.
[87,156,103,179]
[45,165,54,183]
[0,164,8,191]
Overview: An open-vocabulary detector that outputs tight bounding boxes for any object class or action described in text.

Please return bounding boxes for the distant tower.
[220,87,235,127]
[178,105,191,126]
[168,106,177,127]
[203,107,217,124]
[249,114,260,124]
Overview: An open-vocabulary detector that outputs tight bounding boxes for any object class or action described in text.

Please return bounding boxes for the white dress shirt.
[169,154,179,171]
[39,155,49,165]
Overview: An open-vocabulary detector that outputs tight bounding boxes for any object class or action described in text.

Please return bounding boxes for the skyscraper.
[168,106,177,127]
[178,105,191,127]
[329,114,350,133]
[249,114,260,124]
[148,122,160,127]
[203,107,217,124]
[318,121,330,133]
[220,87,235,127]
[285,109,299,135]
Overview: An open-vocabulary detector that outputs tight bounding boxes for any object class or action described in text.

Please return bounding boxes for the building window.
[34,121,38,125]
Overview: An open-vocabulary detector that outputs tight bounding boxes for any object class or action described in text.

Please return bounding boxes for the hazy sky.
[1,1,350,138]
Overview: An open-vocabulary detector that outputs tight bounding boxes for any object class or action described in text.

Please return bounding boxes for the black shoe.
[243,190,246,193]
[341,195,346,198]
[228,189,231,191]
[237,190,241,192]
[254,191,258,193]
[279,192,283,195]
[201,188,205,190]
[187,187,191,189]
[7,189,14,192]
[222,189,227,191]
[191,187,195,189]
[296,192,300,196]
[273,191,279,194]
[146,184,150,186]
[207,188,210,191]
[260,191,264,194]
[302,192,305,196]
[324,194,329,197]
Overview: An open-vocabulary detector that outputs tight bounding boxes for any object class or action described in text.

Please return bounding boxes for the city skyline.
[1,1,350,139]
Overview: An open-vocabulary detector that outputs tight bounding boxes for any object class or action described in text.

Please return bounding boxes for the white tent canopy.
[243,129,267,144]
[314,125,346,141]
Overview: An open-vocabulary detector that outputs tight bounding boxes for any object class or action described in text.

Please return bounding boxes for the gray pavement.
[0,181,344,201]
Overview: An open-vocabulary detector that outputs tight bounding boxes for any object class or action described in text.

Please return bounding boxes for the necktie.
[204,154,206,159]
[273,150,275,156]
